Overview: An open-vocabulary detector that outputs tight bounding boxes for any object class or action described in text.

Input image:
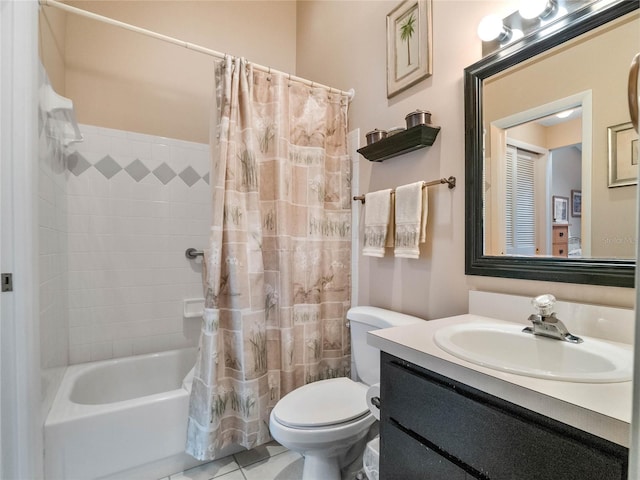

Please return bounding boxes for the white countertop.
[368,313,632,447]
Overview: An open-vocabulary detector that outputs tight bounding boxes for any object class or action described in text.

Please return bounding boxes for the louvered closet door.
[505,145,536,255]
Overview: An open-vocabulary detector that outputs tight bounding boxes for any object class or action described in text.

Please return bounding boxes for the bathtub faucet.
[522,294,583,344]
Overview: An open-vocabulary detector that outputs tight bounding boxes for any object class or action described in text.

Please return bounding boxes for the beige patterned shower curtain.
[186,56,352,460]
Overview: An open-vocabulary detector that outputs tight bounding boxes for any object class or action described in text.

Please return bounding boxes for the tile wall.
[39,75,70,416]
[65,124,211,364]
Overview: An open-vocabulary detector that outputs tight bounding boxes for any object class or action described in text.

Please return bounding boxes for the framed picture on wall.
[386,0,433,98]
[608,122,639,187]
[552,195,569,223]
[571,190,581,217]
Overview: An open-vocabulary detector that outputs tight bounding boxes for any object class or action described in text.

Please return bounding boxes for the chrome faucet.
[522,294,583,344]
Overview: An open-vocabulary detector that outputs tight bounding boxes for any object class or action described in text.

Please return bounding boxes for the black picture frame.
[571,190,582,218]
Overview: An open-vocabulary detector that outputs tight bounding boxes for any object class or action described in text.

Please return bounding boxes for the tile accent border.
[67,124,210,187]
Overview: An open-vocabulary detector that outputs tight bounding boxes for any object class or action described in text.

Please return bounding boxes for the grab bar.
[185,248,204,260]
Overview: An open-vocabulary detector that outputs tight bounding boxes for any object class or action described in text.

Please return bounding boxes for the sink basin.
[433,323,632,383]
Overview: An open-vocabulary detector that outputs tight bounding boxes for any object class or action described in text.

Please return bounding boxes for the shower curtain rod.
[39,0,355,100]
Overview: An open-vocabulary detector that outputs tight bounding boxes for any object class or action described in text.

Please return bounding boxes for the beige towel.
[394,182,428,258]
[363,189,394,257]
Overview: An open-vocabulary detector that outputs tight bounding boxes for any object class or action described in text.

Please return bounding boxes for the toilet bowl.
[270,377,376,479]
[269,306,424,480]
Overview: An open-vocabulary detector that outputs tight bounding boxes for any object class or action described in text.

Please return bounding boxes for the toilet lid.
[273,378,370,428]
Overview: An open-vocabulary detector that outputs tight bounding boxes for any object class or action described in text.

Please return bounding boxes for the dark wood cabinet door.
[380,352,628,480]
[381,421,470,480]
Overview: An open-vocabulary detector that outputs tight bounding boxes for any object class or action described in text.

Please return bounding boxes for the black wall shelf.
[357,124,441,162]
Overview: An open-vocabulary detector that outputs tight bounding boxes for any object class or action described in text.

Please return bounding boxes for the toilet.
[269,306,423,480]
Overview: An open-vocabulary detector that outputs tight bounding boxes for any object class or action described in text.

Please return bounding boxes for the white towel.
[394,182,428,258]
[363,189,394,257]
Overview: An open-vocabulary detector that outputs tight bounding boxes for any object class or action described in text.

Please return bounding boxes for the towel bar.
[185,248,204,259]
[353,176,456,203]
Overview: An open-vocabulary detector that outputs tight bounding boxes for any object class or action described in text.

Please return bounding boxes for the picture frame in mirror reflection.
[571,190,581,218]
[386,0,432,98]
[552,196,569,223]
[608,122,639,188]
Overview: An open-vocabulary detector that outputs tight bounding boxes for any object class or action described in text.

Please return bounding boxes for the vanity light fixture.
[477,0,586,57]
[477,14,512,42]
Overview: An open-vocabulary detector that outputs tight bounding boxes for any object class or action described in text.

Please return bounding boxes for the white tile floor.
[160,442,304,480]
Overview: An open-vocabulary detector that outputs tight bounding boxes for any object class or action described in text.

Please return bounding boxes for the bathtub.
[44,347,225,480]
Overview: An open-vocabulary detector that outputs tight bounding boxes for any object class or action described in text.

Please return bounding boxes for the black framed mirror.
[465,0,639,288]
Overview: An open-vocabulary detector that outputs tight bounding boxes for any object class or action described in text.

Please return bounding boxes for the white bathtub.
[44,347,211,480]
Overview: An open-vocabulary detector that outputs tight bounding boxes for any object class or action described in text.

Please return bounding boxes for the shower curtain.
[186,56,352,460]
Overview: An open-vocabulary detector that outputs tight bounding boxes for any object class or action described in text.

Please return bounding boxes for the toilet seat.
[272,378,369,428]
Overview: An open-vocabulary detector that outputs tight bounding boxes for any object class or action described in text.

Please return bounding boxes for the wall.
[508,117,581,149]
[295,0,635,315]
[39,4,66,94]
[41,0,636,338]
[38,70,71,417]
[61,0,298,144]
[547,117,582,150]
[65,125,209,362]
[36,0,299,361]
[38,9,69,420]
[296,0,478,319]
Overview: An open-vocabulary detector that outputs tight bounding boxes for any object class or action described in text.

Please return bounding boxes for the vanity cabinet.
[379,352,628,480]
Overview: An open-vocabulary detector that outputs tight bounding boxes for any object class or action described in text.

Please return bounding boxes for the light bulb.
[508,29,524,43]
[519,0,555,20]
[541,6,567,24]
[477,14,510,42]
[556,109,574,119]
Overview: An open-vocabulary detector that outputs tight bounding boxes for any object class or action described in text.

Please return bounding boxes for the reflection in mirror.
[482,11,638,261]
[484,97,589,258]
[465,0,639,287]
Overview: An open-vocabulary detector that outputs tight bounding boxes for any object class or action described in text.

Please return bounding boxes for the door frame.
[0,1,42,478]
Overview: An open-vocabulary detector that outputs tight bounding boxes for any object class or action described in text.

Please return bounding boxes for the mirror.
[465,0,639,288]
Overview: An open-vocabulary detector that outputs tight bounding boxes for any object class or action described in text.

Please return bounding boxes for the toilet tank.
[347,306,424,386]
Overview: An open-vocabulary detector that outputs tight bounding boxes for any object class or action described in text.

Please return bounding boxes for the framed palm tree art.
[386,0,433,98]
